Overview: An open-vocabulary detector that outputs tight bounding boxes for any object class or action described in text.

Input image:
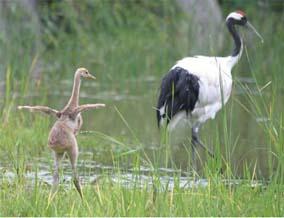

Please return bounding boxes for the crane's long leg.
[67,142,83,199]
[191,134,197,172]
[192,127,224,174]
[192,127,215,158]
[51,152,64,194]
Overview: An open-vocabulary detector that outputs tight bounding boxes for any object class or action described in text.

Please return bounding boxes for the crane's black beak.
[246,21,264,43]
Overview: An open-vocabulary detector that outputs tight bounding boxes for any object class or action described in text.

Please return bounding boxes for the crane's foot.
[192,128,215,158]
[73,177,83,199]
[196,139,215,158]
[49,170,60,198]
[48,183,59,205]
[191,127,224,174]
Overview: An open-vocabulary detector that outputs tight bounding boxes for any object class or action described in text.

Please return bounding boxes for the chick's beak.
[88,73,96,80]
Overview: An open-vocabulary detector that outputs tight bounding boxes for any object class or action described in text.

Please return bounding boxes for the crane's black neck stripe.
[226,18,242,57]
[156,67,200,127]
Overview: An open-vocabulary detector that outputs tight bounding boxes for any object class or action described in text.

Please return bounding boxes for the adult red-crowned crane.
[156,11,263,165]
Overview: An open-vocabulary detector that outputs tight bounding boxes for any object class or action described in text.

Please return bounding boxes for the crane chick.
[18,68,105,198]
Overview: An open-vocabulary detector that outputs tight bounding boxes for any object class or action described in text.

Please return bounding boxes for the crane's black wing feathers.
[157,67,200,127]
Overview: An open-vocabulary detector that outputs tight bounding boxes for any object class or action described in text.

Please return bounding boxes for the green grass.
[1,1,284,216]
[1,101,284,216]
[1,171,284,216]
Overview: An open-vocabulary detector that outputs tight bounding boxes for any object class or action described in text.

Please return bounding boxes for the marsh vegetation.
[0,0,284,216]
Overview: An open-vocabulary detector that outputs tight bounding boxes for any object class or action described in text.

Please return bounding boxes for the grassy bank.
[1,176,283,216]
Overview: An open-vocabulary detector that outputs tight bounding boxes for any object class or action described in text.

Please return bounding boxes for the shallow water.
[0,75,280,187]
[1,151,265,191]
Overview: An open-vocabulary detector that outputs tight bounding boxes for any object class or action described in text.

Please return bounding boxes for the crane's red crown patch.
[236,10,246,17]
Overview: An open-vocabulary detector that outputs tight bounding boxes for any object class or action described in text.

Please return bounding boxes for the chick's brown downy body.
[18,68,105,198]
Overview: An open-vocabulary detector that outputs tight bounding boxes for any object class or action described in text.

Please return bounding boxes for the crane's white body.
[162,50,242,144]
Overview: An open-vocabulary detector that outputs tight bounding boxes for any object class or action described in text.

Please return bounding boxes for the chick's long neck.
[63,72,81,112]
